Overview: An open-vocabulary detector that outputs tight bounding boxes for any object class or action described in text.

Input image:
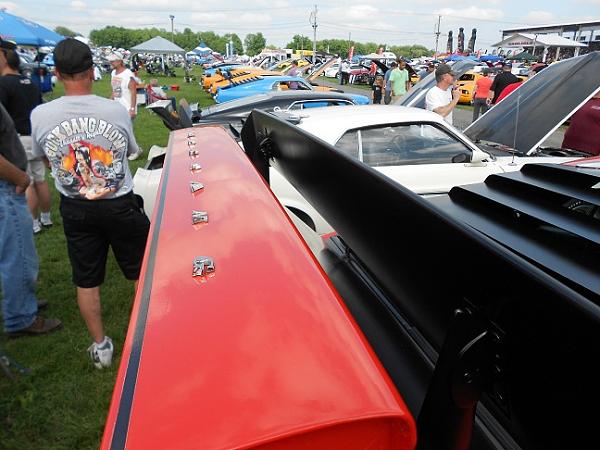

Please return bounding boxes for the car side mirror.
[451,153,469,163]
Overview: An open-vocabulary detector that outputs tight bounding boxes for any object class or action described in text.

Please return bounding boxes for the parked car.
[455,70,482,104]
[214,75,343,103]
[323,63,340,77]
[106,115,599,450]
[196,91,370,123]
[264,103,586,232]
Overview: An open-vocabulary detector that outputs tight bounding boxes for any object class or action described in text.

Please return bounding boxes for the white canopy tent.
[130,36,185,54]
[493,33,587,61]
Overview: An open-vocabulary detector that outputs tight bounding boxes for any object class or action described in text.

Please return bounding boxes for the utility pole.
[169,15,175,42]
[434,15,441,57]
[348,32,351,59]
[310,5,318,64]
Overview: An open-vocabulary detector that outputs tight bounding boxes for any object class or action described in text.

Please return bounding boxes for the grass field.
[0,66,213,450]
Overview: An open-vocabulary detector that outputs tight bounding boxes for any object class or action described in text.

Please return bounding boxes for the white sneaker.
[33,219,42,234]
[40,212,53,227]
[88,337,113,369]
[128,147,143,161]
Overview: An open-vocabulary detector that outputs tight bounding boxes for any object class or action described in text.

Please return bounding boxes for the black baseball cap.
[435,64,455,77]
[0,37,17,51]
[54,38,93,74]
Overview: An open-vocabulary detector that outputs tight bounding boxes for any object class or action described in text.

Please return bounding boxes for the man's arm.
[0,154,30,193]
[128,78,137,117]
[433,89,461,118]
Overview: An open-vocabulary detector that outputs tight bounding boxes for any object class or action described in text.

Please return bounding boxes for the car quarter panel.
[101,126,416,449]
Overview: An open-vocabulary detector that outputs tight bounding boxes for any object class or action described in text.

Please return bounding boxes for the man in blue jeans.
[0,101,62,337]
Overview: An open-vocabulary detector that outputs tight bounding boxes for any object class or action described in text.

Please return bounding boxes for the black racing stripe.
[110,141,173,450]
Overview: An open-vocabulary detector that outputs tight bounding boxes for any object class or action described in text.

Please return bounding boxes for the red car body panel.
[101,126,416,449]
[563,156,600,167]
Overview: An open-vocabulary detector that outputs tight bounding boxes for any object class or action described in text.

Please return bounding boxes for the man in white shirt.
[108,51,142,160]
[425,64,460,125]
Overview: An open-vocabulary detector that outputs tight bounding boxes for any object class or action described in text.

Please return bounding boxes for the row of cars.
[103,53,600,449]
[138,52,599,230]
[200,58,372,104]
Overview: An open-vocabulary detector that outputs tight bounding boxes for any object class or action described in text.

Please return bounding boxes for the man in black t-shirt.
[488,62,519,104]
[0,101,61,337]
[0,39,52,233]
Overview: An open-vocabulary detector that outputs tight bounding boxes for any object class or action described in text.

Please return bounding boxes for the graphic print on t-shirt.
[61,141,115,197]
[40,116,129,199]
[112,76,123,99]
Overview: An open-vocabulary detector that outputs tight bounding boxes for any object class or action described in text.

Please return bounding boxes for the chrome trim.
[190,181,204,193]
[192,210,209,224]
[193,256,215,277]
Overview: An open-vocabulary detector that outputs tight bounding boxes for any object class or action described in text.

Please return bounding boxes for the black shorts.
[59,192,150,288]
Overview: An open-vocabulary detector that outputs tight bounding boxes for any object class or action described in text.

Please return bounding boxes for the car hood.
[395,60,480,108]
[464,52,600,155]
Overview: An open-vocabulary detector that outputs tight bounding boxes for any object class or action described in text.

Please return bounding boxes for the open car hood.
[395,60,480,108]
[465,52,600,155]
[306,57,338,82]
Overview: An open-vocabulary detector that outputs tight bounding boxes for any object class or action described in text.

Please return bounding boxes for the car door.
[335,123,502,195]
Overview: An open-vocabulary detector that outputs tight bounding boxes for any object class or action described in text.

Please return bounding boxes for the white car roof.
[295,105,454,144]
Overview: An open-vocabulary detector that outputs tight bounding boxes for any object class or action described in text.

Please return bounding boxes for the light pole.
[310,5,318,65]
[169,15,175,42]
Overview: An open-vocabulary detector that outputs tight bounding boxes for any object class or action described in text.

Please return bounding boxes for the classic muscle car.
[214,75,343,103]
[104,111,599,449]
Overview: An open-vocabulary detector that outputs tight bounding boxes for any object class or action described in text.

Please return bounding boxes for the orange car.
[209,70,281,95]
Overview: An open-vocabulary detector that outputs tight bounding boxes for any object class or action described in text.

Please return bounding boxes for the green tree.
[244,33,266,56]
[286,34,312,51]
[223,33,243,55]
[54,26,79,38]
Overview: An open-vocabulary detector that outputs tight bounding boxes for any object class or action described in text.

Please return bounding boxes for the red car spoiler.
[101,126,416,449]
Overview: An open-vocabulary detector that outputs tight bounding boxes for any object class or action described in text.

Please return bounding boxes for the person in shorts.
[30,38,150,369]
[0,38,52,234]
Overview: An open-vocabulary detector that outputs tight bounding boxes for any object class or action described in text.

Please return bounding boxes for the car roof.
[294,105,451,143]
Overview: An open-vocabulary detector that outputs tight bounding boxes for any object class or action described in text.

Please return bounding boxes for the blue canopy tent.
[479,54,503,63]
[0,10,64,46]
[444,54,467,62]
[193,41,212,55]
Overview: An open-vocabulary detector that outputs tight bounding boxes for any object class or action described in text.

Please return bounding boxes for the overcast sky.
[2,0,599,51]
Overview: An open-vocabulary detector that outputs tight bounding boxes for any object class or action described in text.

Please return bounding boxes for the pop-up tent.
[193,41,212,55]
[130,36,185,54]
[508,51,536,61]
[0,10,63,46]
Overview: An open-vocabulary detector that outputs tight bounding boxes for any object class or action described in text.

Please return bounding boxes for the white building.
[501,20,600,60]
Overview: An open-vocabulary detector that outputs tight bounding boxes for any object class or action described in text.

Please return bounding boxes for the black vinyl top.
[465,52,600,154]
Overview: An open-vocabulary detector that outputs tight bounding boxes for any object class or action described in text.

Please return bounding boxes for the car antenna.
[509,88,521,166]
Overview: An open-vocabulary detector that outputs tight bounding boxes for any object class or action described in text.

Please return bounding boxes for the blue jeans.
[0,180,38,332]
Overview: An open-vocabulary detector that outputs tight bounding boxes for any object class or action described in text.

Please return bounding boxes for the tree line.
[287,35,433,59]
[58,26,432,59]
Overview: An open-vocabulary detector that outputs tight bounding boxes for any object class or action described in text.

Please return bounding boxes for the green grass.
[0,66,214,450]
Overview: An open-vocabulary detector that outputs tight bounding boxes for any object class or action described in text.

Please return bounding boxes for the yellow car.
[456,70,483,104]
[203,67,263,91]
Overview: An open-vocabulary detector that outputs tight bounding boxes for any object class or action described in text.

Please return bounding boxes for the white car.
[323,63,340,78]
[266,104,581,233]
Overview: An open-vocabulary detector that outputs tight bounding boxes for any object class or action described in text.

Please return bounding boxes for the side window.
[334,130,359,160]
[359,124,472,167]
[289,100,350,110]
[273,82,289,91]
